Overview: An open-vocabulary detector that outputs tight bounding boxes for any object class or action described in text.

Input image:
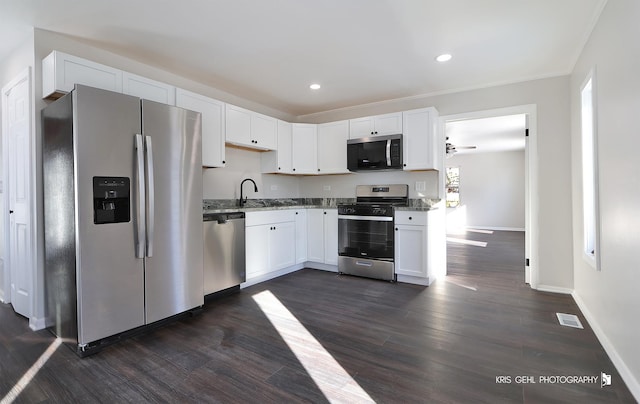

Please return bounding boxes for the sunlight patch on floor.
[466,228,494,234]
[1,338,62,404]
[445,277,478,291]
[446,237,488,247]
[447,226,494,236]
[252,290,374,403]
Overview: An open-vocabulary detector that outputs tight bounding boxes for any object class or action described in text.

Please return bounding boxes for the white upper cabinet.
[122,72,175,104]
[402,107,440,171]
[349,112,403,139]
[251,112,277,150]
[176,89,226,167]
[262,120,293,174]
[317,120,349,174]
[42,51,123,99]
[225,104,276,151]
[291,123,318,174]
[225,104,252,145]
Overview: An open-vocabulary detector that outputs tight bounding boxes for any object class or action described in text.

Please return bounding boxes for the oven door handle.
[338,215,393,222]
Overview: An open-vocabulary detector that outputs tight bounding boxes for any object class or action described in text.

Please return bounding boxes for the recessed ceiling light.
[309,83,321,90]
[436,54,452,62]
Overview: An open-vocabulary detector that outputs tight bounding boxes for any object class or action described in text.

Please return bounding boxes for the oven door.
[338,215,394,260]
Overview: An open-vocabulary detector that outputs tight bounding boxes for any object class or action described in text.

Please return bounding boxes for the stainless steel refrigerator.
[43,85,204,355]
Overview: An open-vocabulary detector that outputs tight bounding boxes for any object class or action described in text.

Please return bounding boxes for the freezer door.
[73,85,145,344]
[142,100,204,324]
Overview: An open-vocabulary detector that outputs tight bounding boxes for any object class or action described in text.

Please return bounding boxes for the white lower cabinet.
[245,211,297,281]
[394,210,445,285]
[395,223,428,278]
[307,209,338,266]
[294,210,308,263]
[245,224,271,279]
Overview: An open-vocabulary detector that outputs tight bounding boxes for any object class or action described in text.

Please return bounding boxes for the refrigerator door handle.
[135,134,146,258]
[145,135,155,257]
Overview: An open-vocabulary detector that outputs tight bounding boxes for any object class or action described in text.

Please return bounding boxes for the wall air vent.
[556,313,584,329]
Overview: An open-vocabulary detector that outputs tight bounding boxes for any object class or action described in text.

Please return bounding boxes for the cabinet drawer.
[395,211,427,226]
[246,210,296,226]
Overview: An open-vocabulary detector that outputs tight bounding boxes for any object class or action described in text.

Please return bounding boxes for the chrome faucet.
[239,178,258,207]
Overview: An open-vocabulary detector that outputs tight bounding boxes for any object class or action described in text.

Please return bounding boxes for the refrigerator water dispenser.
[93,176,130,224]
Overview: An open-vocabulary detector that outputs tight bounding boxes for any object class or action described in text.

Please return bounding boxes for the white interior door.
[2,68,32,318]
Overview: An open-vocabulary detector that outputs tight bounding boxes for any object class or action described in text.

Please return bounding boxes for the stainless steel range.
[338,184,409,281]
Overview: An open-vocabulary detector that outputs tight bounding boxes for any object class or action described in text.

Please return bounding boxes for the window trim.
[580,67,601,270]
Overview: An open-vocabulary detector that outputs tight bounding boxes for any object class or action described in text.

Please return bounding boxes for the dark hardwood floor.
[1,230,636,403]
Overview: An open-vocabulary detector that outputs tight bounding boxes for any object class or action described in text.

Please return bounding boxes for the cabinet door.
[269,221,296,271]
[349,117,375,139]
[307,209,325,262]
[42,51,123,99]
[292,124,318,174]
[373,112,403,136]
[262,120,293,173]
[246,225,270,279]
[225,104,252,146]
[403,107,437,170]
[251,112,277,150]
[395,224,428,277]
[317,120,349,174]
[176,89,225,167]
[323,209,339,265]
[295,210,308,263]
[122,72,175,104]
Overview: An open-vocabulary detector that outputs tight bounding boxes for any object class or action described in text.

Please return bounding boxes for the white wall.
[301,76,573,290]
[570,0,640,398]
[446,151,525,230]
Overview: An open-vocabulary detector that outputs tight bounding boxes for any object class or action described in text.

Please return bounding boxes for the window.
[446,166,460,208]
[581,69,600,269]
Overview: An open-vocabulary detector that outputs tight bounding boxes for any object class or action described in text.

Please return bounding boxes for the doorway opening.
[440,105,538,289]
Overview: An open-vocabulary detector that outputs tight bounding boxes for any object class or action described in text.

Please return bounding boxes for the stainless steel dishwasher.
[203,212,246,296]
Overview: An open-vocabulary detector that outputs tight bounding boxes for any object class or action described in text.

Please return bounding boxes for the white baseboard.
[304,262,339,272]
[396,274,431,286]
[572,291,640,402]
[535,284,573,294]
[29,316,47,331]
[467,226,525,232]
[240,264,304,289]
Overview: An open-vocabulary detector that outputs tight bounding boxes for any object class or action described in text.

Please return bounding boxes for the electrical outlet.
[270,185,278,191]
[323,185,331,191]
[415,181,426,192]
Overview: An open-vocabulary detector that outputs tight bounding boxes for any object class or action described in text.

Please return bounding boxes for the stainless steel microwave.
[347,134,403,171]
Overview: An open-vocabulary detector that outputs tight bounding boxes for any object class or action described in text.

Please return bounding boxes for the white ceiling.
[445,114,527,155]
[0,0,606,116]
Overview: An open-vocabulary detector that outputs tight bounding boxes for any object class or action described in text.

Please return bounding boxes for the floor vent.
[556,313,584,329]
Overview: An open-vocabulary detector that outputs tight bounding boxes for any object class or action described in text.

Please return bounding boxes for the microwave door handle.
[386,139,391,166]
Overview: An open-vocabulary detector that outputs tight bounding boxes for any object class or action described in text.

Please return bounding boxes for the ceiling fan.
[445,136,476,157]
